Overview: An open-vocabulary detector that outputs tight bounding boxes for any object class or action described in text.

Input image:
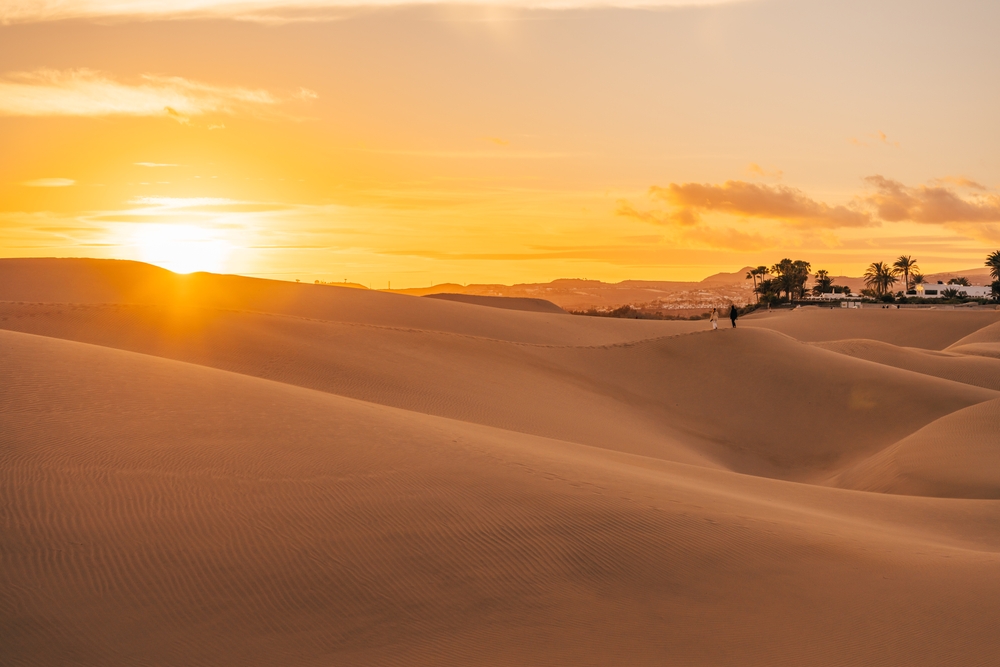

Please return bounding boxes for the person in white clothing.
[710,308,719,330]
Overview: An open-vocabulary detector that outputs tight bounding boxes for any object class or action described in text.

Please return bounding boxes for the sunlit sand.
[3,258,1000,665]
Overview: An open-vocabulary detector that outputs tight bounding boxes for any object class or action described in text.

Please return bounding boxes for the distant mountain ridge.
[389,265,995,311]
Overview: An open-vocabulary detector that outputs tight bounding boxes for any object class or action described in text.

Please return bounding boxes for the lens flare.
[132,223,231,274]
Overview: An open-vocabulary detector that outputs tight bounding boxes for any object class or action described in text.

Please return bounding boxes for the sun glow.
[132,223,232,274]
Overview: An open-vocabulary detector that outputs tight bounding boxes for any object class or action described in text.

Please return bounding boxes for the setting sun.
[131,223,232,274]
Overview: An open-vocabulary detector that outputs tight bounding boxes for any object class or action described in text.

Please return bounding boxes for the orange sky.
[2,0,999,286]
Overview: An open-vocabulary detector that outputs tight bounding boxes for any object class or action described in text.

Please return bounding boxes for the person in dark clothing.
[729,304,739,328]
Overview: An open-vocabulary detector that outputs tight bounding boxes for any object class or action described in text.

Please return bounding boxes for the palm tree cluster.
[754,259,811,301]
[752,260,846,303]
[858,255,918,298]
[749,251,1000,305]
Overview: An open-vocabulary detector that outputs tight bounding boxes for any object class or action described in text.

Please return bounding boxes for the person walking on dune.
[710,308,719,331]
[730,304,739,328]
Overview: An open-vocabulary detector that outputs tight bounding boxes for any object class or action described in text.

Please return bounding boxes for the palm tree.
[863,261,898,297]
[793,260,812,298]
[893,255,919,292]
[911,272,925,286]
[812,269,834,295]
[986,250,1000,281]
[745,266,769,303]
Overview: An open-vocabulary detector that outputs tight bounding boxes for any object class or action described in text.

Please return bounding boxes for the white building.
[914,283,993,298]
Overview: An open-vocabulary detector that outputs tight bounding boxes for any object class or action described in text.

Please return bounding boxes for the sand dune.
[5,330,1000,666]
[814,338,1000,391]
[945,321,1000,359]
[2,299,995,480]
[948,319,1000,347]
[948,342,1000,359]
[4,259,1000,665]
[0,258,694,346]
[832,397,1000,498]
[743,307,1000,349]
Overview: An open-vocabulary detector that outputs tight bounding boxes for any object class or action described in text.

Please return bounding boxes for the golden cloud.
[0,69,290,118]
[21,178,75,187]
[861,175,1000,224]
[649,180,875,228]
[931,176,988,191]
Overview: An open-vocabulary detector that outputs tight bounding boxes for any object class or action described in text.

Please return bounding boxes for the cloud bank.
[0,69,283,118]
[648,180,874,229]
[861,176,1000,224]
[616,175,1000,250]
[1,0,742,24]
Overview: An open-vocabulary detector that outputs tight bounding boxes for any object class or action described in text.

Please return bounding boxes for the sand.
[3,259,1000,666]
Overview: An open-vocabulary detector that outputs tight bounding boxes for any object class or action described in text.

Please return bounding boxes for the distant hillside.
[923,268,993,285]
[391,269,755,311]
[424,293,566,314]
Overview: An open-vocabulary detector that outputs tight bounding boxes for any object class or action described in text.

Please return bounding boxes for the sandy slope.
[743,307,1000,349]
[0,258,695,346]
[813,339,1000,391]
[4,330,1000,666]
[832,397,1000,498]
[4,259,1000,665]
[946,321,1000,359]
[2,300,995,480]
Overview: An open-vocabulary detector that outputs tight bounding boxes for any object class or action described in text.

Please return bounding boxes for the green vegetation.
[755,250,1000,307]
[893,255,919,292]
[863,261,897,296]
[578,251,1000,319]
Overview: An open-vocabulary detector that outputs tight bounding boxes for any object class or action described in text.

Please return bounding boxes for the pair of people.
[710,305,738,330]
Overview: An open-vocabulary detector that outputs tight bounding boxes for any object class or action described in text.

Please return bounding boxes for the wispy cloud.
[848,130,900,149]
[21,178,75,187]
[931,175,988,191]
[681,224,775,251]
[0,69,299,119]
[135,162,180,168]
[745,162,782,180]
[2,1,744,24]
[615,199,697,226]
[356,147,581,159]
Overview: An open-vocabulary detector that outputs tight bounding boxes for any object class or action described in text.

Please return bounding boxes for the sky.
[2,0,999,286]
